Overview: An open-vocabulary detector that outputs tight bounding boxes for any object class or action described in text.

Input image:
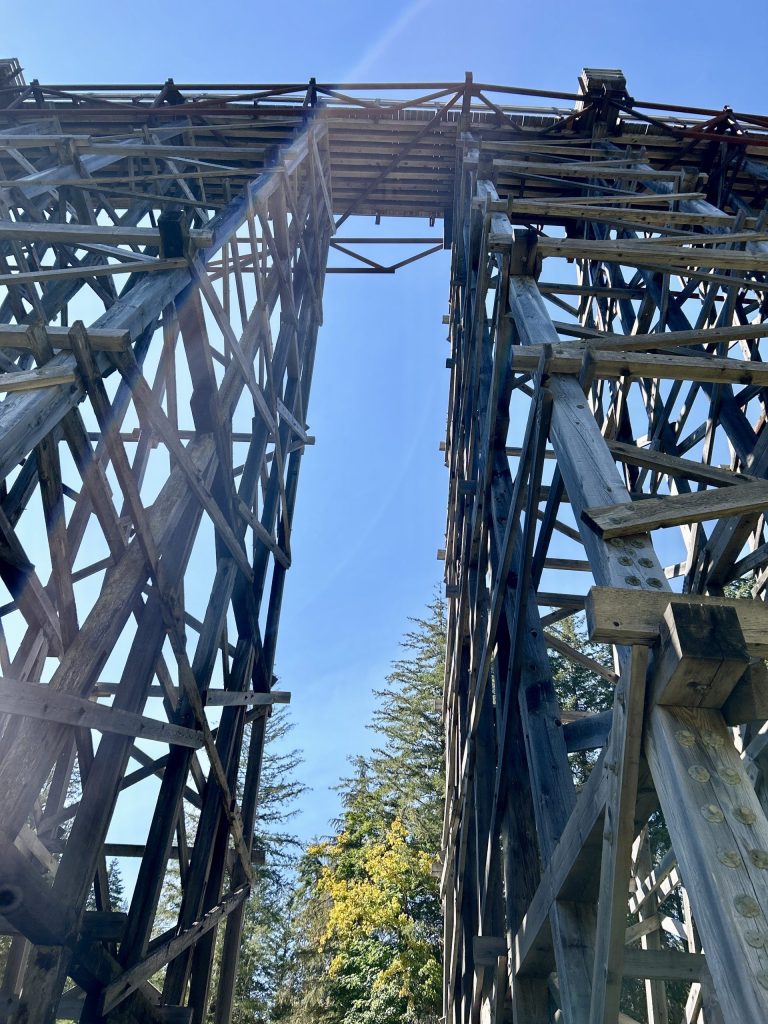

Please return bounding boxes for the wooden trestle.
[0,59,768,1024]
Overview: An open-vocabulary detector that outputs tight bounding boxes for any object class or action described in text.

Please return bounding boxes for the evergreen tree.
[225,709,307,1024]
[276,597,446,1024]
[150,707,306,1022]
[85,858,127,912]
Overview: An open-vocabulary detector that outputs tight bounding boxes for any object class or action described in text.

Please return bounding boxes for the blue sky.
[6,1,767,850]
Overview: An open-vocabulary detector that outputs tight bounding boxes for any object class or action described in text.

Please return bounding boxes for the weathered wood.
[722,662,768,725]
[0,325,129,350]
[621,949,706,982]
[510,345,768,387]
[103,887,249,1014]
[645,707,768,1018]
[203,689,290,706]
[0,835,72,946]
[650,603,749,707]
[606,439,757,488]
[586,586,768,658]
[583,481,768,539]
[590,647,648,1024]
[0,679,204,748]
[512,771,605,968]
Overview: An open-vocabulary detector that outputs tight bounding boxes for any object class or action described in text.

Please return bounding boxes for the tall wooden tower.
[0,61,767,1024]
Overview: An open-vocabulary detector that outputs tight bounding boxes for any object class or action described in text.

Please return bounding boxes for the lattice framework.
[1,62,768,1024]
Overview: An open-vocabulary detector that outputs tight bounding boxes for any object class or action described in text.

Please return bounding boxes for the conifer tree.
[276,596,446,1024]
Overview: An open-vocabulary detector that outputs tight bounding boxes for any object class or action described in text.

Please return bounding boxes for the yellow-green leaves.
[313,817,441,1009]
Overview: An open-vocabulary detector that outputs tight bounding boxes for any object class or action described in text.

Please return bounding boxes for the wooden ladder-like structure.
[0,61,334,1024]
[0,62,767,1024]
[443,69,768,1024]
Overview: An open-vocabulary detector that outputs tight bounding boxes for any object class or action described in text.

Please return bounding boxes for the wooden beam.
[510,345,768,387]
[203,689,290,706]
[0,678,203,748]
[102,886,248,1013]
[606,439,757,488]
[0,325,129,350]
[583,481,768,539]
[590,647,649,1023]
[0,220,213,247]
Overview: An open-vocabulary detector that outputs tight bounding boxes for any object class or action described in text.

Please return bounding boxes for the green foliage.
[85,857,127,912]
[547,613,613,785]
[227,866,297,1024]
[151,708,306,1022]
[226,710,308,1024]
[274,596,446,1024]
[106,858,127,912]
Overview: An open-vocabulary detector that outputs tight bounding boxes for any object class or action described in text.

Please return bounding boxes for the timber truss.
[0,59,768,1024]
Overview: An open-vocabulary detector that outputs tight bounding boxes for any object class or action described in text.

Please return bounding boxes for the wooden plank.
[510,345,768,387]
[590,647,649,1023]
[101,885,248,1014]
[562,322,768,355]
[203,689,290,706]
[494,159,682,181]
[507,198,752,231]
[645,707,768,1018]
[0,365,77,392]
[535,237,768,272]
[606,439,757,488]
[586,586,768,658]
[583,481,768,539]
[0,325,129,351]
[621,949,706,982]
[544,630,618,683]
[0,256,189,287]
[0,678,203,748]
[0,220,213,247]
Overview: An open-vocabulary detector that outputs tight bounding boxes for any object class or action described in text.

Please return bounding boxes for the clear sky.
[5,1,767,850]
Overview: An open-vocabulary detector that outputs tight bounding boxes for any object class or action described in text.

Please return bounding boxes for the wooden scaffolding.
[0,61,767,1024]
